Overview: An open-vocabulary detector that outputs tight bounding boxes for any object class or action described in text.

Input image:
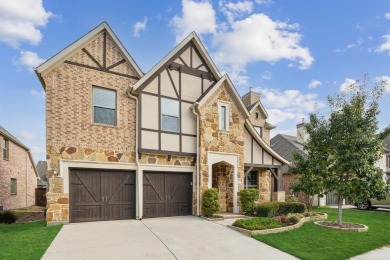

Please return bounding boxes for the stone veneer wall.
[43,32,139,224]
[212,162,234,212]
[198,82,246,213]
[257,169,272,202]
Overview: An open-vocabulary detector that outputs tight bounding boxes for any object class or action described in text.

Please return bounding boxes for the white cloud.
[376,35,390,55]
[213,13,314,73]
[335,39,363,52]
[18,131,36,140]
[220,1,254,24]
[133,17,147,37]
[253,88,324,125]
[340,78,357,92]
[0,0,53,47]
[171,0,216,43]
[308,80,322,89]
[376,76,390,92]
[385,13,390,20]
[261,70,272,80]
[30,89,45,98]
[15,51,45,71]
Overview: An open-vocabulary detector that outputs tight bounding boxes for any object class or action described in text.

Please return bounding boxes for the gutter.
[191,102,201,216]
[126,86,142,219]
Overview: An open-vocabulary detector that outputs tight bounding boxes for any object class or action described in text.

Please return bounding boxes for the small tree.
[291,76,390,226]
[201,188,220,217]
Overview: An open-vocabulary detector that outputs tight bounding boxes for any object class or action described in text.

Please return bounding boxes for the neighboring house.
[36,161,48,188]
[377,136,390,184]
[35,22,289,225]
[0,126,39,210]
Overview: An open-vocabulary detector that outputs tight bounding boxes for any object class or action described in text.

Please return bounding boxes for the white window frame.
[218,101,230,131]
[254,126,262,137]
[161,98,180,132]
[245,171,258,189]
[3,138,9,160]
[92,86,117,126]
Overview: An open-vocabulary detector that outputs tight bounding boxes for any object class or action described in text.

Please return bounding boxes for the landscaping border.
[228,213,327,236]
[314,221,368,232]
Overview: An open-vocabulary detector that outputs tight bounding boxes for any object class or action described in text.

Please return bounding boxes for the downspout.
[126,86,141,219]
[191,102,201,216]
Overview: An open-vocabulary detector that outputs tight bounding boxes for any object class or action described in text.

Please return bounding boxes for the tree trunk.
[308,195,314,212]
[337,194,343,226]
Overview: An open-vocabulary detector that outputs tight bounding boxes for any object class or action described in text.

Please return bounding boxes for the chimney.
[296,120,308,144]
[242,89,260,107]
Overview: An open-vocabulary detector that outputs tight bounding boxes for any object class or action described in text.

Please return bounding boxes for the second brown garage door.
[143,172,192,218]
[70,169,136,223]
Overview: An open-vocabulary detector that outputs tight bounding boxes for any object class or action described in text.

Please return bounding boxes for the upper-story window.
[218,102,229,131]
[387,155,390,168]
[3,138,9,160]
[93,86,116,126]
[254,126,262,137]
[161,98,179,132]
[256,112,259,119]
[10,178,17,194]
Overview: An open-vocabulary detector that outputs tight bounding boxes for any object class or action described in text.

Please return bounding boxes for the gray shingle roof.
[0,125,29,151]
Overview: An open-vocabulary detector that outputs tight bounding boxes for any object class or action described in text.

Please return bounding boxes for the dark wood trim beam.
[64,61,139,80]
[244,163,281,169]
[106,59,126,71]
[178,56,189,67]
[82,48,102,68]
[139,148,196,158]
[103,32,107,68]
[141,128,196,137]
[140,90,194,104]
[166,69,179,98]
[169,62,213,80]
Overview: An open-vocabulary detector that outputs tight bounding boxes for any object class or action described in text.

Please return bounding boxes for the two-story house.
[35,22,289,224]
[0,126,39,210]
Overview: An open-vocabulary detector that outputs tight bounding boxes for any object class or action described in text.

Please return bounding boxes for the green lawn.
[0,221,62,260]
[253,208,390,260]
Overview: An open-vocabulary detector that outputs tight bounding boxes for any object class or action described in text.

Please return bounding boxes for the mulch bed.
[318,221,364,229]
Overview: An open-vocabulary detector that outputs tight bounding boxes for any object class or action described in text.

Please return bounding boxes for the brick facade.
[42,32,139,224]
[0,135,37,210]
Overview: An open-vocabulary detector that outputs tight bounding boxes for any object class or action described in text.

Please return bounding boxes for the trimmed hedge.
[0,210,17,224]
[202,188,220,217]
[239,189,259,214]
[233,217,282,230]
[255,202,306,217]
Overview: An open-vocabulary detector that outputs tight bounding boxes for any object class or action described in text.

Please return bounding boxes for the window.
[10,178,17,194]
[93,86,116,126]
[161,98,179,132]
[256,112,259,119]
[387,155,390,168]
[218,102,229,131]
[245,171,258,188]
[3,138,9,160]
[254,126,262,137]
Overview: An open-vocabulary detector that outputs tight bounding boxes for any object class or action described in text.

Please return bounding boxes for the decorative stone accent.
[212,162,234,212]
[314,221,368,232]
[139,153,195,166]
[198,82,246,213]
[46,193,69,224]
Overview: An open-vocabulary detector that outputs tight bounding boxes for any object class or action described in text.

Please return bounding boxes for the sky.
[1,0,390,163]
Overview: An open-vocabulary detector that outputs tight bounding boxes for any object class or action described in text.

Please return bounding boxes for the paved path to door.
[42,216,297,260]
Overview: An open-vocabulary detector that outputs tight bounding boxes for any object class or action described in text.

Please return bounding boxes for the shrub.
[278,202,306,215]
[0,210,17,224]
[285,194,298,202]
[202,188,220,217]
[239,189,259,214]
[255,202,306,217]
[255,202,279,217]
[287,214,300,225]
[233,217,282,230]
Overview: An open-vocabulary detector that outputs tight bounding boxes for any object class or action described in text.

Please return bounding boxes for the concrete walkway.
[349,246,390,260]
[42,216,297,260]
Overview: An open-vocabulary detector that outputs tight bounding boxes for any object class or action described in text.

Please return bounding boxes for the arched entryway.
[207,152,239,213]
[212,161,234,212]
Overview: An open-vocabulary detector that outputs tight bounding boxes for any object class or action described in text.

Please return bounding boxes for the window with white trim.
[93,86,116,126]
[10,178,17,194]
[254,126,262,137]
[161,98,179,132]
[245,171,258,188]
[3,138,9,160]
[218,102,229,131]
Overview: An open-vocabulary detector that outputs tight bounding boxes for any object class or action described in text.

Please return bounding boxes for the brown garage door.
[70,169,136,223]
[143,172,192,218]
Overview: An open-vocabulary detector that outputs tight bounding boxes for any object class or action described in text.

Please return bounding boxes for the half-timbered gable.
[133,33,221,156]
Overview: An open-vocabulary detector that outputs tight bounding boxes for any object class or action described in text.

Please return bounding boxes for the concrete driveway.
[42,216,297,260]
